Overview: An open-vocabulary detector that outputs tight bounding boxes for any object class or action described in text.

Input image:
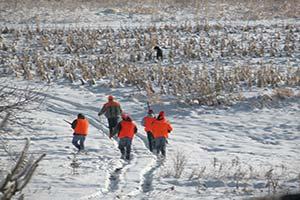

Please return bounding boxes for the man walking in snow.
[141,109,156,152]
[98,95,122,138]
[154,46,163,61]
[114,113,137,160]
[151,111,173,158]
[71,113,89,151]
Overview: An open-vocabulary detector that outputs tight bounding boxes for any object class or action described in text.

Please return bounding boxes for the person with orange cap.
[114,113,137,160]
[151,111,173,158]
[71,113,89,151]
[141,109,156,152]
[98,95,122,138]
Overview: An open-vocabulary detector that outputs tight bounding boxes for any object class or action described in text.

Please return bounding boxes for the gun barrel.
[63,119,72,125]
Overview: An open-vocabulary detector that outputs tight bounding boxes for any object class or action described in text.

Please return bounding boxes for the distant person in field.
[151,111,173,158]
[154,46,163,61]
[98,95,122,138]
[114,113,137,160]
[141,109,156,152]
[71,113,89,151]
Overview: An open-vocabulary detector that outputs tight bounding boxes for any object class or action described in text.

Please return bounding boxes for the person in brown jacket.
[98,95,122,138]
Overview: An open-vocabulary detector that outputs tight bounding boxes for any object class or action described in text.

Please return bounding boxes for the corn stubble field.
[1,0,299,107]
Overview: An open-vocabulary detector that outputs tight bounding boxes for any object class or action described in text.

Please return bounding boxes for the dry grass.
[159,155,299,197]
[272,88,295,99]
[1,20,299,107]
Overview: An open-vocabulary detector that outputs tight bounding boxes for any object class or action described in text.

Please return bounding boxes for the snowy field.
[0,1,300,200]
[1,77,299,200]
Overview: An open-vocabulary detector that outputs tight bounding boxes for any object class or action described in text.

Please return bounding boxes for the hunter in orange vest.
[71,113,89,151]
[151,111,173,157]
[114,113,137,160]
[141,109,156,152]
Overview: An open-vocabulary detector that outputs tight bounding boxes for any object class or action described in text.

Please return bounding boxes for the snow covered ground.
[1,77,299,200]
[0,1,300,199]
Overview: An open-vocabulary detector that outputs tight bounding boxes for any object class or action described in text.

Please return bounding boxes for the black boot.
[109,129,113,138]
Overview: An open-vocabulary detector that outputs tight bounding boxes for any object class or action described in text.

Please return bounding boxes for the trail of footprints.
[44,88,164,198]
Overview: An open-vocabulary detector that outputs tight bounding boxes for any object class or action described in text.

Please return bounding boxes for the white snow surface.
[0,1,300,199]
[1,77,299,200]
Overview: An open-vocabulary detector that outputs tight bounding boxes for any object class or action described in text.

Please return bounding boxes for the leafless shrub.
[160,150,188,179]
[188,166,206,181]
[70,153,80,175]
[272,88,295,99]
[0,79,47,199]
[0,81,46,130]
[0,138,46,199]
[234,166,247,190]
[265,168,280,195]
[171,150,188,179]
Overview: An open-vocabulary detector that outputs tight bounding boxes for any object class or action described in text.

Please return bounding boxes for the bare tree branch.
[0,81,47,131]
[0,138,46,199]
[0,80,47,199]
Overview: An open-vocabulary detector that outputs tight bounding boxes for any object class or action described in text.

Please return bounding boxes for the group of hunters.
[70,95,173,160]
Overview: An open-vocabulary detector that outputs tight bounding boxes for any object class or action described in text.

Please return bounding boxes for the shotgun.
[147,101,151,111]
[63,119,72,125]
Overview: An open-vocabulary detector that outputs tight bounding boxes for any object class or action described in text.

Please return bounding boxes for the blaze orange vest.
[118,121,136,139]
[151,119,173,138]
[74,119,89,136]
[143,116,155,132]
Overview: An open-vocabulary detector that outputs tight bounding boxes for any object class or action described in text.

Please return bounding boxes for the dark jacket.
[98,100,122,118]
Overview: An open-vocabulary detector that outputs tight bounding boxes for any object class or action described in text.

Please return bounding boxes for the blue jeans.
[118,137,132,160]
[155,137,166,157]
[72,134,86,150]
